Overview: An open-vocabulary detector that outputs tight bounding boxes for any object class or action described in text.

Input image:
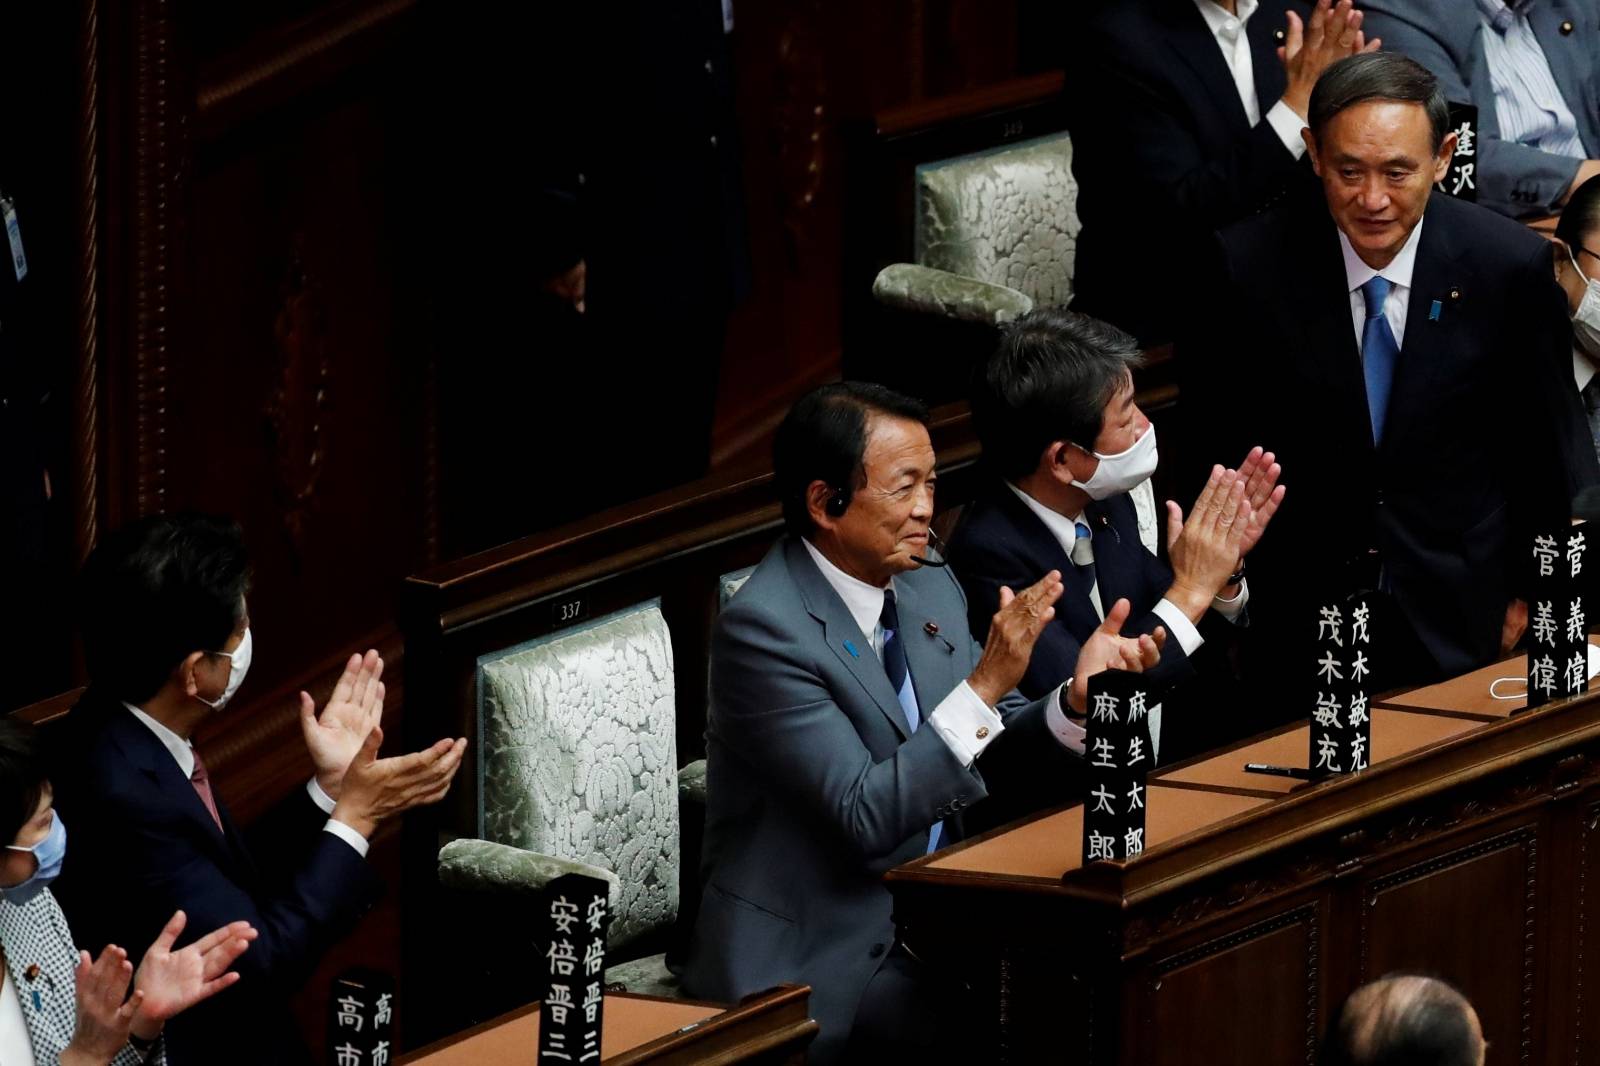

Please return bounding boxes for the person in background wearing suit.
[1555,175,1600,463]
[51,514,468,1065]
[1067,0,1377,344]
[948,308,1284,761]
[1320,974,1486,1066]
[0,717,255,1066]
[682,382,1165,1064]
[1360,0,1600,220]
[1181,52,1600,708]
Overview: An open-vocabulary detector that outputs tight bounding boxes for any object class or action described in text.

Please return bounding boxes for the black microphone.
[910,528,950,568]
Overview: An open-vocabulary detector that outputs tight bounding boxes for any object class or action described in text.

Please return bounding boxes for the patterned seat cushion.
[477,601,679,949]
[915,132,1080,306]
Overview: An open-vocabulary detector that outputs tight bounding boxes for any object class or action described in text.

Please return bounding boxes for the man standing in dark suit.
[1182,52,1600,700]
[948,308,1284,759]
[52,514,468,1064]
[1067,0,1376,344]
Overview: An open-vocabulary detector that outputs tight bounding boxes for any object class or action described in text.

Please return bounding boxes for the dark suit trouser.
[845,947,969,1064]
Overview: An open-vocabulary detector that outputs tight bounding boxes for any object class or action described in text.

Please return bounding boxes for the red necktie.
[190,749,224,832]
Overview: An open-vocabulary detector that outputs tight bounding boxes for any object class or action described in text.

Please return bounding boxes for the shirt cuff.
[1212,577,1249,624]
[322,819,370,859]
[1265,99,1308,159]
[1152,598,1205,656]
[306,777,337,815]
[928,682,1005,767]
[1044,684,1088,755]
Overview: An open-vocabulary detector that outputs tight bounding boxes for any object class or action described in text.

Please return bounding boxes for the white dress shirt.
[0,970,31,1064]
[124,703,369,858]
[1339,217,1424,355]
[801,539,1087,759]
[1191,0,1309,159]
[1576,347,1597,392]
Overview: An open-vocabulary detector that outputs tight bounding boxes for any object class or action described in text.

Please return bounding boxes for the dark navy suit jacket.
[51,690,381,1065]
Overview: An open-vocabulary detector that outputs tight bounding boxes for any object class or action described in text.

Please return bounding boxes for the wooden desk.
[886,684,1600,1065]
[398,986,817,1065]
[1378,638,1600,721]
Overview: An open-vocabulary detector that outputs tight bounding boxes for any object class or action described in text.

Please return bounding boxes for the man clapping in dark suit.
[1182,52,1600,700]
[52,514,468,1065]
[948,308,1284,761]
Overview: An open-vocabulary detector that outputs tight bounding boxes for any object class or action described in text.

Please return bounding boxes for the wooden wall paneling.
[1132,903,1322,1066]
[1573,797,1600,1064]
[1356,820,1545,1064]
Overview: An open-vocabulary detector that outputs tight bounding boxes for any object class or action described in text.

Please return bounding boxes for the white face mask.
[1071,424,1159,501]
[1568,246,1600,360]
[199,627,253,710]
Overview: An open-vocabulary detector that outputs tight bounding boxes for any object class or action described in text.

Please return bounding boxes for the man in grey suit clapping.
[682,382,1165,1064]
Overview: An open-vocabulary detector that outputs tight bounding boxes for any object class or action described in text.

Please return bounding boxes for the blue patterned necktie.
[1360,276,1400,445]
[880,589,940,851]
[1071,521,1097,596]
[879,589,920,733]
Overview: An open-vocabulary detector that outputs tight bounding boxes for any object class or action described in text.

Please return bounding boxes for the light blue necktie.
[880,589,940,851]
[1360,276,1400,445]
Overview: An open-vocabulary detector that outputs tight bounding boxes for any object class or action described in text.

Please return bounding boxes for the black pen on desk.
[1243,763,1314,780]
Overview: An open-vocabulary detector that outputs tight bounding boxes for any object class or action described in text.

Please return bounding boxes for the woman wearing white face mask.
[1555,174,1600,465]
[0,719,257,1065]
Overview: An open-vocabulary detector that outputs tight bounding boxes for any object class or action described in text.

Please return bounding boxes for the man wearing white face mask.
[51,513,468,1065]
[950,309,1285,760]
[1555,174,1600,463]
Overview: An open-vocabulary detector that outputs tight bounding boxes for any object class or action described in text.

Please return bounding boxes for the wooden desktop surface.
[1378,636,1600,720]
[1155,708,1480,796]
[928,785,1266,879]
[401,996,720,1064]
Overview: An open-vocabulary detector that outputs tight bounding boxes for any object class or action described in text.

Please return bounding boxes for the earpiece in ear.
[826,487,849,517]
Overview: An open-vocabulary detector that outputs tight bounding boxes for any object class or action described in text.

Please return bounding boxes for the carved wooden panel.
[1359,826,1542,1065]
[1132,904,1321,1066]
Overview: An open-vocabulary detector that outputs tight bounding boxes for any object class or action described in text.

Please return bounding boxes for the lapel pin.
[23,965,38,982]
[1560,19,1574,34]
[924,622,939,635]
[1449,287,1461,301]
[842,639,860,659]
[1274,27,1285,41]
[1428,299,1442,322]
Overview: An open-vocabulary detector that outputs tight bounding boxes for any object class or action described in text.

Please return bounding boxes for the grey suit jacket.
[1362,0,1600,217]
[0,890,161,1066]
[682,536,1077,1064]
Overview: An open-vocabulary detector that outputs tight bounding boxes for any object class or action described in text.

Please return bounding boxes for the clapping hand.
[1165,467,1253,622]
[64,945,140,1064]
[331,724,468,840]
[967,571,1066,706]
[129,911,257,1042]
[1067,598,1166,715]
[1280,0,1381,118]
[301,650,385,800]
[1234,446,1286,558]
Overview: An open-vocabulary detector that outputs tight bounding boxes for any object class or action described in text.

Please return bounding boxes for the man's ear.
[1554,238,1571,283]
[1432,130,1459,184]
[1302,128,1322,175]
[178,651,207,698]
[1042,441,1075,486]
[805,480,838,531]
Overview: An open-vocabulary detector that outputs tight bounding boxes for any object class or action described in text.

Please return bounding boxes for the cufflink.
[976,726,990,740]
[1560,19,1574,34]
